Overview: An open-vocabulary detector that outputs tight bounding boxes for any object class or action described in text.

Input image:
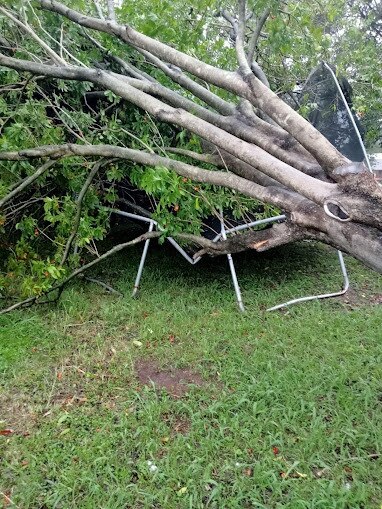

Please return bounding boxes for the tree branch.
[0,143,304,211]
[82,29,155,82]
[134,47,236,115]
[0,6,67,66]
[236,0,252,72]
[0,53,334,202]
[92,0,105,20]
[82,77,319,177]
[60,159,108,266]
[160,146,282,187]
[160,147,221,165]
[0,160,56,209]
[193,220,308,257]
[36,0,347,171]
[0,230,161,316]
[247,7,271,63]
[26,1,87,67]
[106,0,116,22]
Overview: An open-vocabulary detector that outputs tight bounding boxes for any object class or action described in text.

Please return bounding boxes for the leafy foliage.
[0,0,380,300]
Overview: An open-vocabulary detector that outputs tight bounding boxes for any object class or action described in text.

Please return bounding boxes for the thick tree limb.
[209,148,286,187]
[83,78,320,177]
[161,146,281,187]
[36,0,347,171]
[134,47,236,116]
[83,276,122,296]
[0,218,318,315]
[233,1,272,112]
[122,77,317,175]
[113,75,231,129]
[0,53,335,203]
[193,220,308,257]
[85,28,235,114]
[0,143,303,212]
[26,2,87,67]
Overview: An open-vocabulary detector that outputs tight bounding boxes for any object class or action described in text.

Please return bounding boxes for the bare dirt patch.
[339,288,382,309]
[161,412,192,435]
[370,293,382,305]
[135,359,204,398]
[172,415,191,434]
[0,389,38,433]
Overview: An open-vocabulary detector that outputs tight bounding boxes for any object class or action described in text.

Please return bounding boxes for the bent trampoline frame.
[110,208,349,312]
[106,61,379,312]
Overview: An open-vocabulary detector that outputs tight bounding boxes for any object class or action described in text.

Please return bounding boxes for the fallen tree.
[0,0,381,311]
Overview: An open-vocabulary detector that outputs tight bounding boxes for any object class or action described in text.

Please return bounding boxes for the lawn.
[1,241,382,508]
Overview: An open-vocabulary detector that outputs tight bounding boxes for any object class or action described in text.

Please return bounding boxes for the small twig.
[45,368,58,409]
[119,127,156,153]
[339,453,380,462]
[145,113,167,155]
[83,276,123,296]
[0,491,19,508]
[59,23,64,61]
[93,0,105,20]
[26,1,87,67]
[115,198,152,217]
[134,47,235,116]
[82,28,153,82]
[0,160,56,209]
[0,6,67,66]
[247,7,271,63]
[0,74,38,136]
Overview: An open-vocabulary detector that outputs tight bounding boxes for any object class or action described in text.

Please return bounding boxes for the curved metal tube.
[267,250,349,311]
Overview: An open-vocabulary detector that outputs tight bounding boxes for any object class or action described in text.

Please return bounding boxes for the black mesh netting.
[301,63,365,161]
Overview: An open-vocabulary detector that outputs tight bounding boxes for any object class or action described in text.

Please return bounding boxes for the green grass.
[1,241,382,508]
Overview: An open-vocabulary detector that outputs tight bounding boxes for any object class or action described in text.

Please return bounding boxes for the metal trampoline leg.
[132,222,154,297]
[226,253,245,312]
[267,249,350,311]
[220,213,245,312]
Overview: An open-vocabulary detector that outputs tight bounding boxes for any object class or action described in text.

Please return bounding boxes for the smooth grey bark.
[37,0,348,170]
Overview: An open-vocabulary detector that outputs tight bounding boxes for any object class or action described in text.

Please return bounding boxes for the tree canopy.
[0,0,381,312]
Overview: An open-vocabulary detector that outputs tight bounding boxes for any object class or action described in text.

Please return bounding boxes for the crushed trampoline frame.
[107,61,373,312]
